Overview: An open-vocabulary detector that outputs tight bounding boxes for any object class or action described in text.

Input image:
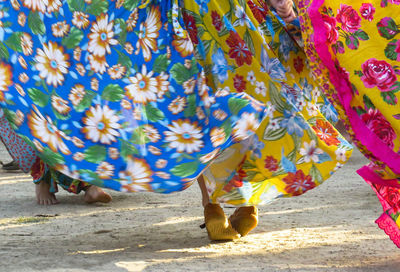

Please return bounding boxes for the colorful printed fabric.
[30,156,90,194]
[297,0,400,247]
[0,0,351,206]
[0,110,88,193]
[181,0,353,205]
[0,108,36,173]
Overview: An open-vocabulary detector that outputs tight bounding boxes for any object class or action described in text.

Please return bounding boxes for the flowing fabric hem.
[357,166,400,188]
[363,175,400,248]
[376,213,400,248]
[307,0,400,176]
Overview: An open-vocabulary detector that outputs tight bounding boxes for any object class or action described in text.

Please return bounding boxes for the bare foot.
[83,186,112,204]
[35,181,59,205]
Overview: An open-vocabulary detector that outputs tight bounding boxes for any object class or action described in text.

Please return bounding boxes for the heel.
[229,206,258,237]
[204,204,240,241]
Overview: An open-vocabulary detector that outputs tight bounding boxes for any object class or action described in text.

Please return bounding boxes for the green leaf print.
[115,19,128,45]
[28,12,46,35]
[170,63,192,85]
[67,0,85,12]
[309,164,323,184]
[74,90,96,112]
[189,59,199,75]
[243,29,256,56]
[354,70,363,77]
[354,106,367,116]
[62,27,84,49]
[268,81,286,113]
[144,103,165,122]
[263,126,286,141]
[27,88,49,108]
[0,42,9,60]
[40,147,66,167]
[377,17,399,40]
[381,90,398,105]
[363,95,375,110]
[307,116,317,126]
[84,145,107,164]
[305,127,318,143]
[228,97,249,115]
[227,0,235,21]
[287,148,297,163]
[102,84,125,102]
[245,170,259,183]
[238,0,246,9]
[197,26,206,38]
[86,0,109,16]
[117,51,133,73]
[242,159,256,170]
[3,109,18,127]
[120,140,139,160]
[123,0,141,11]
[153,54,171,74]
[354,30,369,41]
[184,94,196,118]
[202,39,213,58]
[218,27,230,37]
[345,35,359,50]
[222,118,233,139]
[170,161,199,177]
[130,127,148,145]
[392,212,400,223]
[292,133,302,150]
[52,107,71,121]
[385,39,399,61]
[4,32,23,52]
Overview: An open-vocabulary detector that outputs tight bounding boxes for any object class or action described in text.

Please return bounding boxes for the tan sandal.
[203,203,240,241]
[228,206,258,237]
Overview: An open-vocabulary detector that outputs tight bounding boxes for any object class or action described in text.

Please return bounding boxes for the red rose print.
[360,3,375,21]
[378,186,400,213]
[322,15,339,44]
[362,109,396,148]
[361,58,397,91]
[336,4,361,33]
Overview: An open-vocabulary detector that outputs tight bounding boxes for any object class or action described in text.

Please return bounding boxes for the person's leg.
[35,171,59,205]
[56,172,112,204]
[198,174,210,208]
[199,168,258,237]
[83,185,112,204]
[198,175,240,240]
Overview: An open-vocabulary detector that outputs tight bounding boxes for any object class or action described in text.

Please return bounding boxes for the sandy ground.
[1,147,400,272]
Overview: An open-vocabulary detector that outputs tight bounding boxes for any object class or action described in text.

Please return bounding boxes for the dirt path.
[1,149,399,272]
